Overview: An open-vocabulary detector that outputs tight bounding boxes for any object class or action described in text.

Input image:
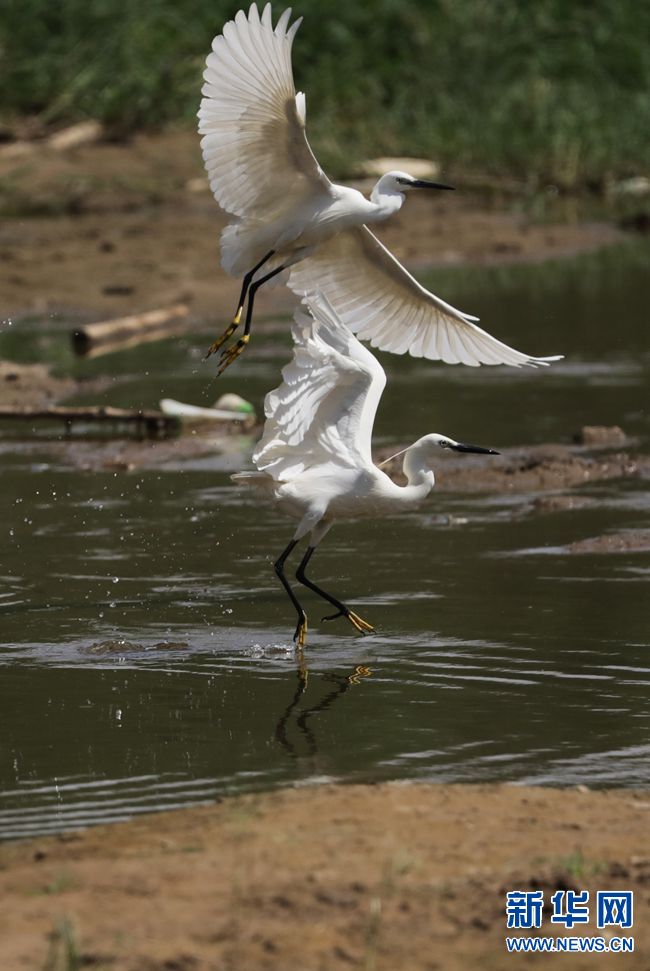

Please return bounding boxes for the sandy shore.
[0,782,647,970]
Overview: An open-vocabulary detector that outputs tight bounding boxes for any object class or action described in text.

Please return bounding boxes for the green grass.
[2,1,650,186]
[39,871,78,896]
[42,916,80,971]
[557,849,605,881]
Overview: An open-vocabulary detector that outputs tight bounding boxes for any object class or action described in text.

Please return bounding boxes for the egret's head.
[377,170,455,195]
[379,433,498,475]
[421,433,499,456]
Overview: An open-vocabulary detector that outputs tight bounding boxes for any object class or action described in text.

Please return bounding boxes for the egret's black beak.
[411,179,455,191]
[450,443,500,455]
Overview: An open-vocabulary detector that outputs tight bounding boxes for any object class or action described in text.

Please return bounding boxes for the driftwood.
[0,405,178,438]
[72,304,191,357]
[47,121,103,152]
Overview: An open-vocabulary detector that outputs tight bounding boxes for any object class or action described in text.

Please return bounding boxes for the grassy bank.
[2,1,650,186]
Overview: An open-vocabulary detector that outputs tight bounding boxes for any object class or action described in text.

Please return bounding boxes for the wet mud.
[564,530,650,554]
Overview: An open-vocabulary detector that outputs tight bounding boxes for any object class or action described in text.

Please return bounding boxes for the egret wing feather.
[289,226,562,367]
[198,2,332,225]
[254,298,386,481]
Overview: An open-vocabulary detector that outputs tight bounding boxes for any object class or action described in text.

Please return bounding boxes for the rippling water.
[1,241,649,839]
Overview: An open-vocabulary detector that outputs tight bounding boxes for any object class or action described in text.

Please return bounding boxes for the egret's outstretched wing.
[254,297,386,481]
[289,226,562,367]
[198,3,332,223]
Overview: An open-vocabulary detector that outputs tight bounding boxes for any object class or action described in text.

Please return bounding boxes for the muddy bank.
[0,782,647,971]
[0,131,628,321]
[433,444,648,493]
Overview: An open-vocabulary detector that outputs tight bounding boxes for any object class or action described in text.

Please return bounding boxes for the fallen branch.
[72,304,191,357]
[0,405,179,438]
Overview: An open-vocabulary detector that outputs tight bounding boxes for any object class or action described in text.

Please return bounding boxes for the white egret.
[198,3,561,374]
[232,294,499,647]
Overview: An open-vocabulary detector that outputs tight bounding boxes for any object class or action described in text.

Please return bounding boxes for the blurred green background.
[2,0,650,187]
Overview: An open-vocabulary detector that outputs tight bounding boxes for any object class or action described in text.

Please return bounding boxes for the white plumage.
[199,3,562,371]
[232,294,499,646]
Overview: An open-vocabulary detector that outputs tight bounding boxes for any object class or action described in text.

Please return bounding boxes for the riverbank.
[0,130,630,324]
[0,782,647,970]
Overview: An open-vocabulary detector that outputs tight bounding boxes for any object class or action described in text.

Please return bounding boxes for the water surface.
[1,241,649,839]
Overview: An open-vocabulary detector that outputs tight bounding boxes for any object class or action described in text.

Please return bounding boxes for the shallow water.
[1,241,649,839]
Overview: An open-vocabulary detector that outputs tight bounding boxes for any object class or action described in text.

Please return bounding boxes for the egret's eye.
[439,440,451,448]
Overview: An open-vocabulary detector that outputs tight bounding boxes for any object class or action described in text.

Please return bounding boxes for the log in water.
[71,304,191,357]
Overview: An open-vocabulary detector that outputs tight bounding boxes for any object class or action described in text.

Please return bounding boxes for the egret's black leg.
[204,249,275,360]
[274,538,308,648]
[295,546,374,635]
[217,262,287,375]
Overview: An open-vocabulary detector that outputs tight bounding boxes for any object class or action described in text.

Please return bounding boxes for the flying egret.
[198,3,561,374]
[232,295,499,647]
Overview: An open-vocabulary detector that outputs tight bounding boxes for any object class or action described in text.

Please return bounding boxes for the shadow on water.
[1,239,650,838]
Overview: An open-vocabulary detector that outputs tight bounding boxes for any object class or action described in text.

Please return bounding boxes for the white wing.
[254,296,386,481]
[289,226,562,367]
[198,3,332,223]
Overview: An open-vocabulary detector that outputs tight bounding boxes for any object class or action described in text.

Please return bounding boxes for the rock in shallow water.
[573,425,627,447]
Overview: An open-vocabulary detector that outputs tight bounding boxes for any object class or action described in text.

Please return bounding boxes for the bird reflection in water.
[275,653,372,761]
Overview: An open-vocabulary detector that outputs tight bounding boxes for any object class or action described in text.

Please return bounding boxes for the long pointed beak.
[450,442,500,455]
[411,179,455,191]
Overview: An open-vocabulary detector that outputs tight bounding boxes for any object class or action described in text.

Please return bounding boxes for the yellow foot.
[346,610,374,635]
[294,617,308,649]
[204,314,241,360]
[322,606,374,635]
[217,334,250,375]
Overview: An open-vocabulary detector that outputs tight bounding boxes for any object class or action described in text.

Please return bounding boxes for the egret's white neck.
[401,441,435,500]
[368,182,405,221]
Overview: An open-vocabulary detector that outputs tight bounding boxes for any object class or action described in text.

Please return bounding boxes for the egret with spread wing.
[199,4,561,374]
[232,295,499,647]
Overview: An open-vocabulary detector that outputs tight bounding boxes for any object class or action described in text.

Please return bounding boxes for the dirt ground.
[0,783,647,971]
